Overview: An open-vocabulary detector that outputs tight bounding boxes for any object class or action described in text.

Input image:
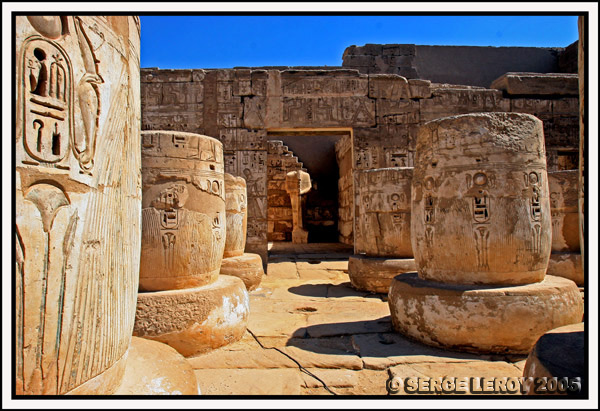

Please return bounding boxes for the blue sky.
[140,15,580,69]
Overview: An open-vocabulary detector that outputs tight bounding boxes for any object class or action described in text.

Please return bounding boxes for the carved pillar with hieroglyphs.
[15,16,142,395]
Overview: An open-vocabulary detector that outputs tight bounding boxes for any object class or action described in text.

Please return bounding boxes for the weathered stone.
[300,369,358,388]
[490,72,579,96]
[282,338,363,370]
[223,173,247,258]
[247,311,308,338]
[388,273,583,354]
[280,70,368,97]
[348,255,416,293]
[114,337,200,395]
[548,170,580,252]
[355,168,413,257]
[15,16,141,395]
[139,131,225,291]
[296,260,348,271]
[413,113,551,285]
[368,75,411,99]
[133,276,249,357]
[266,261,298,279]
[546,252,583,286]
[351,333,488,370]
[522,322,584,396]
[193,369,303,395]
[220,252,264,291]
[297,269,347,281]
[187,347,297,369]
[420,88,510,122]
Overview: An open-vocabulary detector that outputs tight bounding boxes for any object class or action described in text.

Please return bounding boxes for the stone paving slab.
[194,368,304,395]
[296,261,349,271]
[300,368,359,388]
[297,269,347,281]
[351,333,500,370]
[247,311,308,338]
[266,261,298,279]
[188,347,298,369]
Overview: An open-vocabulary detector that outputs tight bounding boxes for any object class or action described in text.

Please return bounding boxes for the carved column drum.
[15,16,141,394]
[354,168,413,257]
[139,131,226,291]
[548,170,580,253]
[412,112,551,285]
[223,173,248,258]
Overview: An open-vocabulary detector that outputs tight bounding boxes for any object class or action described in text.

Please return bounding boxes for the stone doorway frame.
[266,127,354,247]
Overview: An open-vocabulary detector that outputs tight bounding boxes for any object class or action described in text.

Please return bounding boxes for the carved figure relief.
[16,16,142,395]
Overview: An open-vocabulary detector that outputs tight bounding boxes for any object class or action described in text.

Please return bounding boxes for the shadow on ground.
[288,282,386,299]
[286,321,521,364]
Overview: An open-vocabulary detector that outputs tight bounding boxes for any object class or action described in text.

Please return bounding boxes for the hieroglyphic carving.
[16,16,141,395]
[20,36,72,168]
[412,113,550,285]
[281,74,368,96]
[239,150,267,197]
[355,168,413,257]
[140,131,226,291]
[223,173,248,258]
[281,96,375,127]
[243,96,266,129]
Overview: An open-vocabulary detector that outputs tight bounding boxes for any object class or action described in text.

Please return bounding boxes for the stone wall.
[342,44,570,87]
[335,134,353,245]
[141,66,580,260]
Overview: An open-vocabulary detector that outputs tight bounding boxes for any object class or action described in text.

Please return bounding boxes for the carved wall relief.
[16,16,141,395]
[140,131,226,291]
[548,170,580,253]
[355,167,413,258]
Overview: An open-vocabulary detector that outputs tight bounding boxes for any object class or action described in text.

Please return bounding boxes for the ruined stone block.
[490,72,579,96]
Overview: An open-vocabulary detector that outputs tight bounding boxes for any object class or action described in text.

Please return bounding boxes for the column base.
[133,276,249,357]
[348,255,416,293]
[220,252,264,291]
[114,337,200,395]
[388,273,583,354]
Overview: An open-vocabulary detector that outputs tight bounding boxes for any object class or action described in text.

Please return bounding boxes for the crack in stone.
[246,327,337,395]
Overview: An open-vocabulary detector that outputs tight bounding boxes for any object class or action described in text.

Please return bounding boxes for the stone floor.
[191,242,527,396]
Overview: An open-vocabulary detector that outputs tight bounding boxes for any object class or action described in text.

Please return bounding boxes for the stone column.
[15,16,141,395]
[348,167,416,293]
[285,169,311,244]
[577,16,585,277]
[133,131,249,358]
[388,113,583,354]
[220,173,264,291]
[138,131,226,291]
